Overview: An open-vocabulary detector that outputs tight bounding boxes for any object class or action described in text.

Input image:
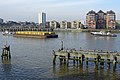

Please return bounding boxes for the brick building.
[86,10,116,29]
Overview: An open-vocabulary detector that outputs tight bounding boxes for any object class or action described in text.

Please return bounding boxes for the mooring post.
[96,54,101,69]
[66,57,68,66]
[1,45,11,60]
[66,52,70,66]
[59,56,63,65]
[113,56,117,71]
[52,50,56,65]
[53,55,56,65]
[81,54,85,66]
[97,54,101,62]
[107,59,111,69]
[9,46,11,59]
[61,41,63,50]
[94,58,96,66]
[79,57,81,65]
[86,57,89,68]
[100,59,104,69]
[76,57,79,66]
[64,57,66,64]
[94,58,98,69]
[73,57,75,66]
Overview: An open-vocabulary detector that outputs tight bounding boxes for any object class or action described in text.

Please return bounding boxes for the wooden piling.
[107,59,111,69]
[76,57,79,66]
[81,54,85,66]
[73,57,75,66]
[1,45,11,60]
[79,57,81,65]
[66,53,70,66]
[52,50,56,65]
[113,56,117,70]
[86,57,89,68]
[94,58,98,69]
[100,59,104,69]
[66,58,69,66]
[59,57,63,65]
[63,56,66,64]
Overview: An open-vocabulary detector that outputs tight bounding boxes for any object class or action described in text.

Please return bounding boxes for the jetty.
[52,48,120,70]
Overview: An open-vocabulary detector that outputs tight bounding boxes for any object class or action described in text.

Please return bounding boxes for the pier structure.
[52,48,120,70]
[1,45,11,60]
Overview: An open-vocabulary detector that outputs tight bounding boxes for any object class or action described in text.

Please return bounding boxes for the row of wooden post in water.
[52,47,120,70]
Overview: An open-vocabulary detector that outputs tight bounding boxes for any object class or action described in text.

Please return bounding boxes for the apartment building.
[71,21,81,29]
[86,10,116,29]
[60,21,71,29]
[50,21,59,28]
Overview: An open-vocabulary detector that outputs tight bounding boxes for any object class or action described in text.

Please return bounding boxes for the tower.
[38,12,46,27]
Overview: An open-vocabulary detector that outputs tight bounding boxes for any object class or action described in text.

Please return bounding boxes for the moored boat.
[2,31,15,36]
[91,31,117,37]
[13,31,58,38]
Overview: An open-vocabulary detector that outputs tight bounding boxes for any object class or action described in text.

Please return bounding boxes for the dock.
[52,48,120,70]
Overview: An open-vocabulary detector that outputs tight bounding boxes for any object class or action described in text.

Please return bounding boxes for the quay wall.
[0,28,120,33]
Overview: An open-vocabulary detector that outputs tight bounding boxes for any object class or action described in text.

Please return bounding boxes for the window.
[109,15,115,20]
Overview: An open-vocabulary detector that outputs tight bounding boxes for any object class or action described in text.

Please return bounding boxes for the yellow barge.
[13,31,58,38]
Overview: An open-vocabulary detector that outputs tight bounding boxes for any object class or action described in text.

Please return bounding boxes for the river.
[0,32,120,80]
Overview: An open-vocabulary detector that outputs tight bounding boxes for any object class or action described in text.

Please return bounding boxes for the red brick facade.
[86,10,116,29]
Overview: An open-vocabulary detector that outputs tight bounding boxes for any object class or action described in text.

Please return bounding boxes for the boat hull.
[13,34,58,38]
[91,32,117,37]
[13,31,58,38]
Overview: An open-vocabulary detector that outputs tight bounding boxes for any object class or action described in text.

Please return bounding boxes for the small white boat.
[2,31,14,36]
[91,31,117,37]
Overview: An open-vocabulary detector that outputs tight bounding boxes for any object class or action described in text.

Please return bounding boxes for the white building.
[71,21,81,29]
[50,21,59,28]
[38,12,46,27]
[60,21,71,29]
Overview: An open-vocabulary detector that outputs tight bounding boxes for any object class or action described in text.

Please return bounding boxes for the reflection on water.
[53,64,120,80]
[1,59,12,75]
[85,33,116,51]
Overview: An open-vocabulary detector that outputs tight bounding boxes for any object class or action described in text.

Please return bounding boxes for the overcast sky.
[0,0,120,22]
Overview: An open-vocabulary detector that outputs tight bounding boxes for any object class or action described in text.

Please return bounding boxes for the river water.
[0,32,120,80]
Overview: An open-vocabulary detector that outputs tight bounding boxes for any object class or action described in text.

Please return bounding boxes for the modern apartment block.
[106,10,116,29]
[71,21,82,29]
[86,10,116,29]
[86,10,97,29]
[38,12,46,27]
[60,21,71,29]
[50,21,59,28]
